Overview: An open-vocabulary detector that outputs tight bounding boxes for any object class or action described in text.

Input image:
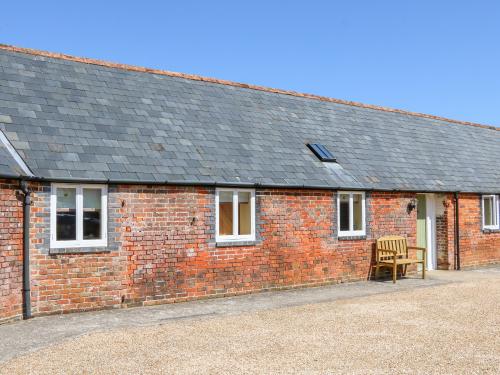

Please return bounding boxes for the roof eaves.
[8,175,500,194]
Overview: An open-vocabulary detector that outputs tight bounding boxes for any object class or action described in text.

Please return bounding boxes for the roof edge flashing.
[0,129,34,177]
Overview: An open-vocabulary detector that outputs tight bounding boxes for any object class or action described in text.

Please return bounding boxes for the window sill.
[49,247,111,255]
[482,228,500,234]
[216,240,258,248]
[338,235,367,241]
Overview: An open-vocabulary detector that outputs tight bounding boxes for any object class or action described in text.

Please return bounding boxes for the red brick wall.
[458,194,500,268]
[435,193,500,270]
[118,187,417,306]
[16,184,499,317]
[29,183,127,315]
[25,184,416,314]
[24,185,418,314]
[0,179,23,323]
[116,185,214,304]
[436,193,456,270]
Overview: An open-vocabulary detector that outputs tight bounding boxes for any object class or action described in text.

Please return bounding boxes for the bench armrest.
[408,246,426,253]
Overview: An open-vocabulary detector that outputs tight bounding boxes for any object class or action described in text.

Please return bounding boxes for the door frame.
[424,193,437,270]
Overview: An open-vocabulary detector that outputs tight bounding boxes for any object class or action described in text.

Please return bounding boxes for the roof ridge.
[0,43,498,132]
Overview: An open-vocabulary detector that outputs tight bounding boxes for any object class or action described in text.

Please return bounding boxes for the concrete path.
[0,267,498,363]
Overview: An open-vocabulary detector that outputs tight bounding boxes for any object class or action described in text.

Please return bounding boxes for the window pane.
[339,194,350,231]
[219,191,233,235]
[484,197,493,226]
[56,188,76,241]
[353,194,363,231]
[83,189,102,240]
[238,192,251,235]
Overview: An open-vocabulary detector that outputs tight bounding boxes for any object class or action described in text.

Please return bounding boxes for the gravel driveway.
[2,269,499,374]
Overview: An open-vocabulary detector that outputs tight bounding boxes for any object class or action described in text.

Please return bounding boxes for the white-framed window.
[50,184,108,248]
[215,188,255,242]
[337,191,366,237]
[482,195,499,230]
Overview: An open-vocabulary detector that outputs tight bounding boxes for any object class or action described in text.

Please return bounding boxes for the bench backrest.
[376,236,408,261]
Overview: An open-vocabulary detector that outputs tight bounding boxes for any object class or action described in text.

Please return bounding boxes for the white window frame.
[337,191,366,237]
[481,195,499,230]
[215,188,255,243]
[50,183,108,248]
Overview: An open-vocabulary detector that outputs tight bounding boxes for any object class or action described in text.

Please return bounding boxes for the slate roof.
[0,46,499,193]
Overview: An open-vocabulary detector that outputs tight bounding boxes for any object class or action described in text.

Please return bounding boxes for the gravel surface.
[2,276,499,374]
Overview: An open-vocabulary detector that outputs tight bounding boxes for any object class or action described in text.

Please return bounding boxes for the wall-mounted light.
[407,198,417,214]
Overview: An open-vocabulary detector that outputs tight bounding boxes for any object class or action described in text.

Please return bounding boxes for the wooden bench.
[375,236,426,283]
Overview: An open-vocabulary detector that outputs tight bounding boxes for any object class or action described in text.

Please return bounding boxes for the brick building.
[0,45,499,323]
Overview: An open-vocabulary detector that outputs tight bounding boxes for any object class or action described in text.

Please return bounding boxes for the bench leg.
[422,261,426,279]
[393,260,397,283]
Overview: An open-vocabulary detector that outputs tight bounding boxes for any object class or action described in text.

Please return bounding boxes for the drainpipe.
[19,180,32,319]
[454,192,460,270]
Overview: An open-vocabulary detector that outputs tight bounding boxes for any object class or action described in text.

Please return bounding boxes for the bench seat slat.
[378,259,424,265]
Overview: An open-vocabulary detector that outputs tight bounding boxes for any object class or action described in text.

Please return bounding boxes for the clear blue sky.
[2,1,499,126]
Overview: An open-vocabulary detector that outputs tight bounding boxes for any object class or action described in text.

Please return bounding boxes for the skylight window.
[307,143,336,162]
